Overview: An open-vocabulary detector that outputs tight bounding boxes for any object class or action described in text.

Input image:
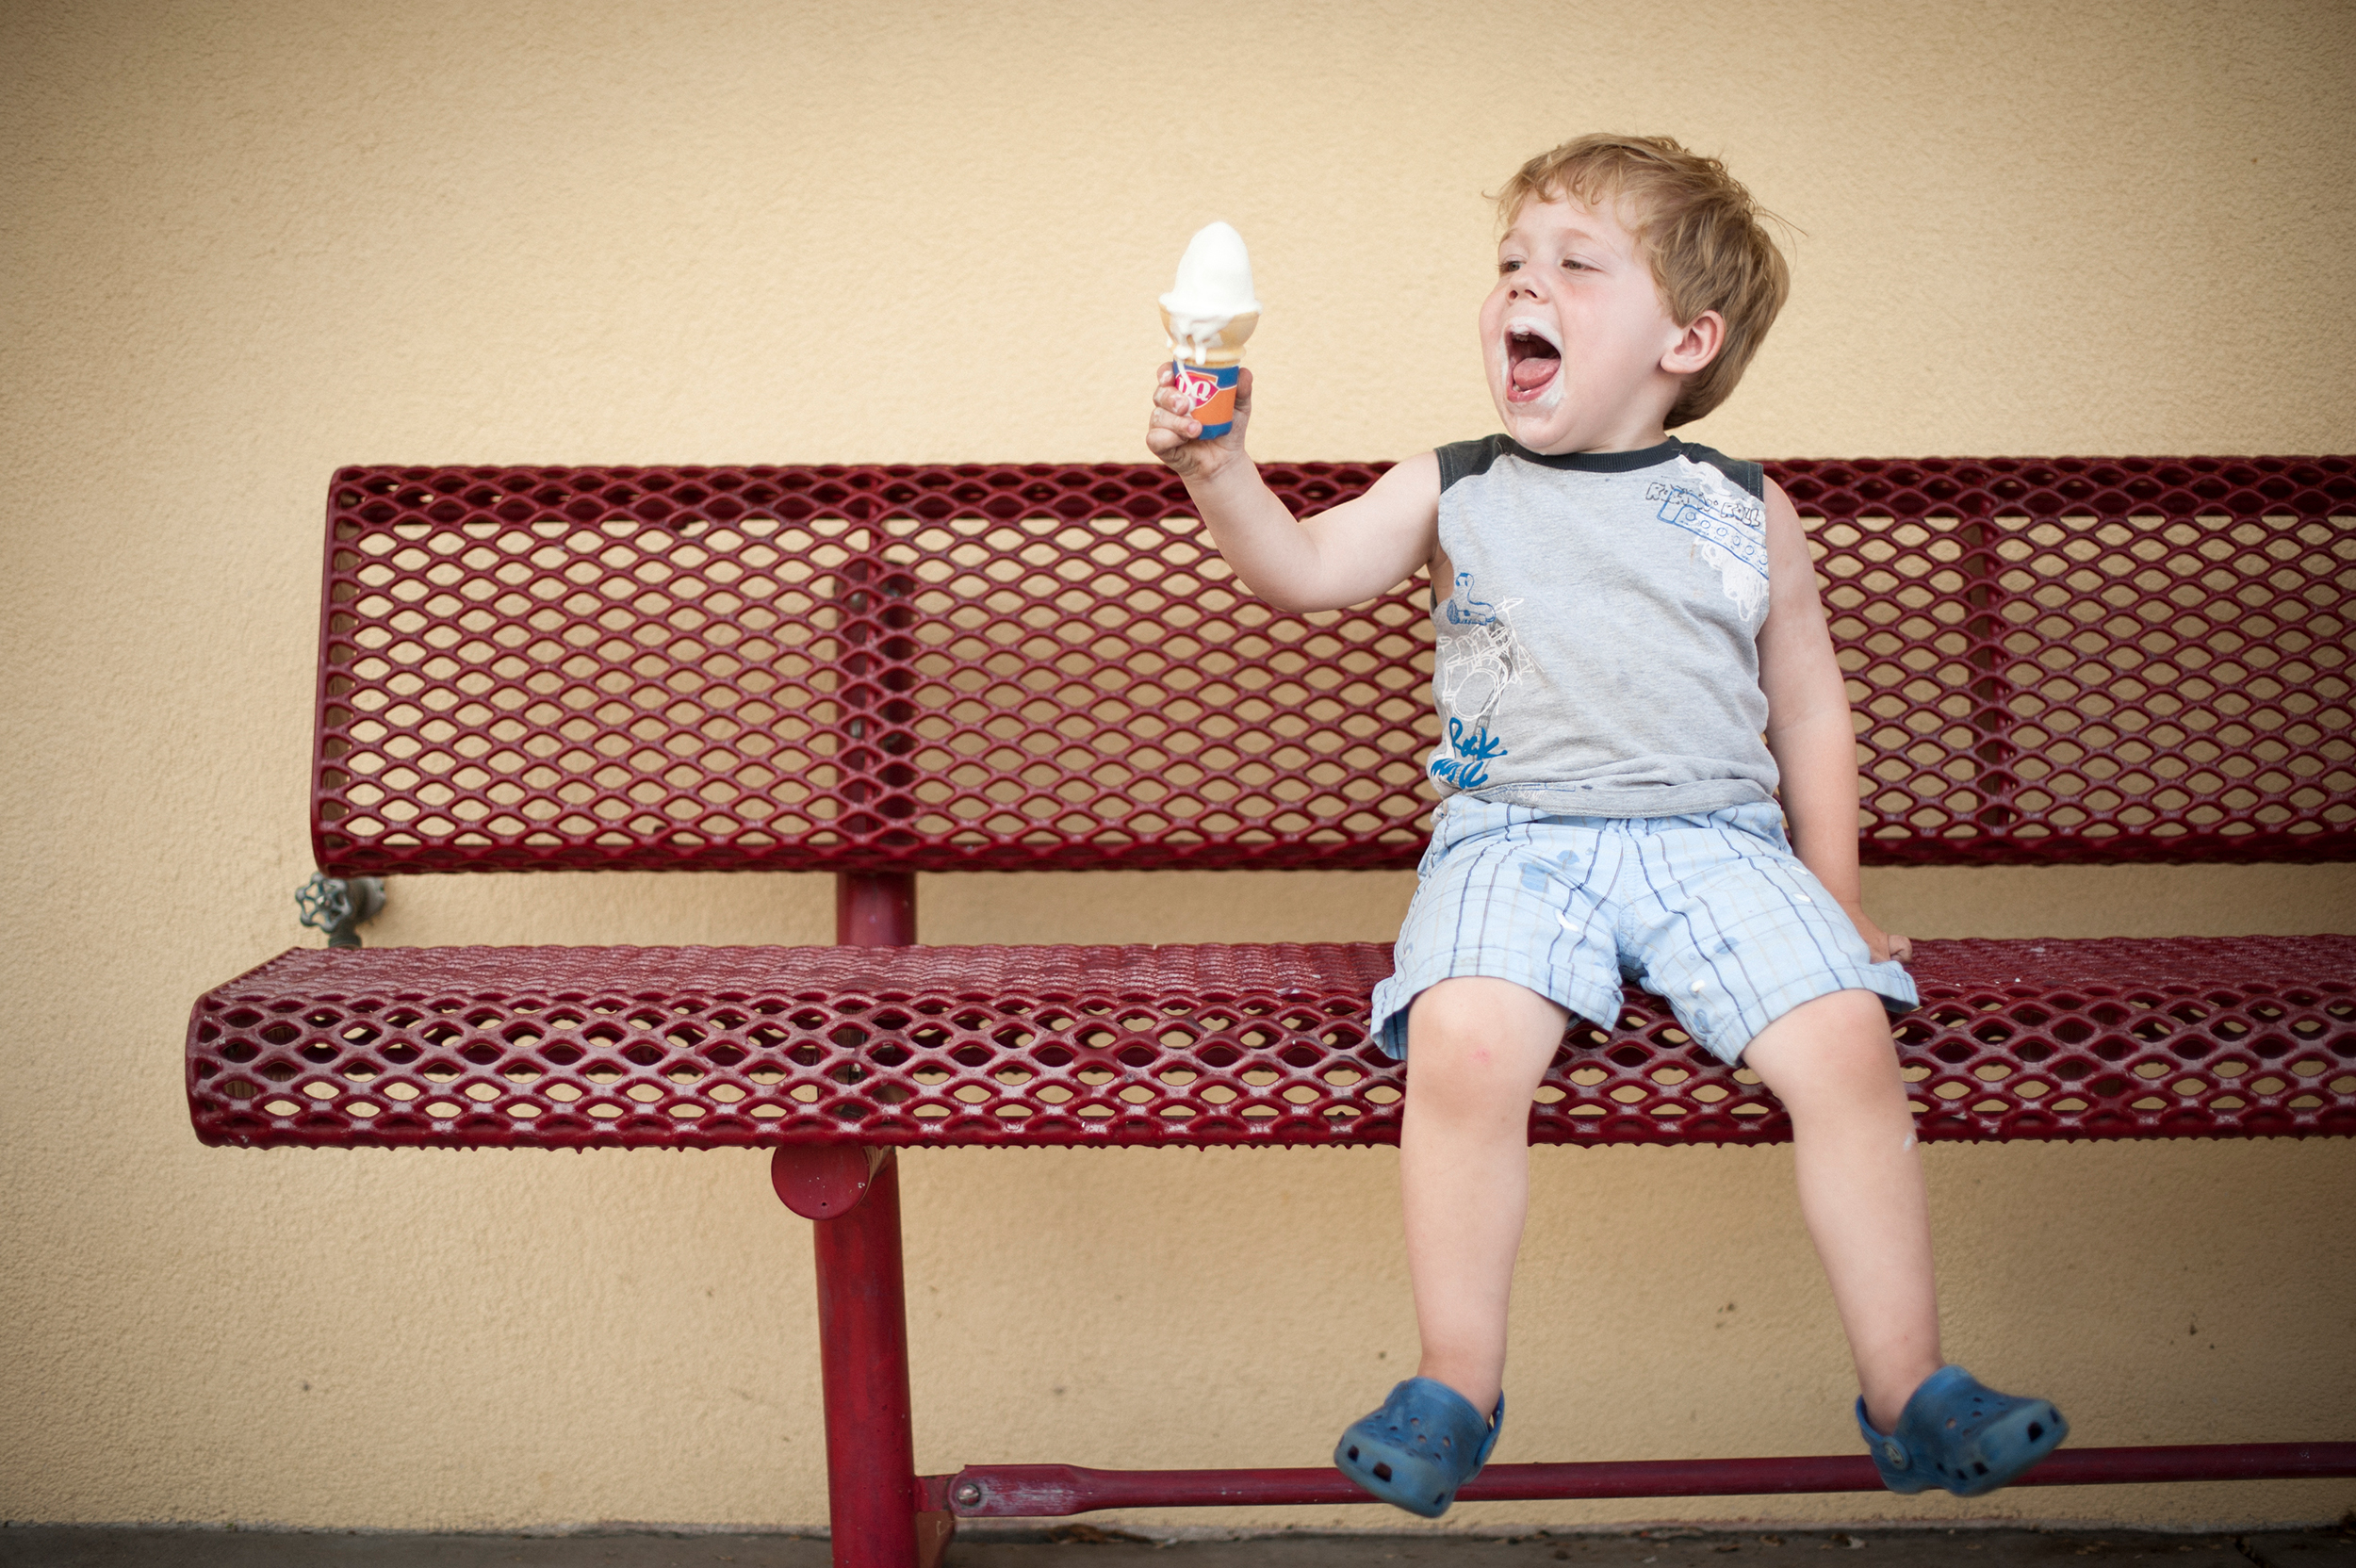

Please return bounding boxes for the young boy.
[1146,134,2067,1518]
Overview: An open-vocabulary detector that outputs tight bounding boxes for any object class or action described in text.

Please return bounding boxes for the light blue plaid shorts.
[1369,797,1918,1066]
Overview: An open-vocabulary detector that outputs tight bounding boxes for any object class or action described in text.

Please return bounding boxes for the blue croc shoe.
[1858,1364,2068,1497]
[1333,1377,1503,1518]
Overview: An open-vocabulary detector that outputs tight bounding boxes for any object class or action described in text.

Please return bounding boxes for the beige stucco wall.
[4,0,2351,1538]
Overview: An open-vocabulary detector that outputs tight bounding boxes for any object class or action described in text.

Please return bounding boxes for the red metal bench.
[188,459,2356,1565]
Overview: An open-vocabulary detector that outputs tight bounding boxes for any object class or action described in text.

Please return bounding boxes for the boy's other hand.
[1844,903,1913,965]
[1148,363,1252,483]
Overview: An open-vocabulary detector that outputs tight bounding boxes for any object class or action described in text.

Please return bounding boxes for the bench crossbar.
[920,1445,2356,1516]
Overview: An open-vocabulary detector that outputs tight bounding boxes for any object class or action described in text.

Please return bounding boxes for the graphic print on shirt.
[1430,715,1509,790]
[1436,570,1525,723]
[1644,467,1769,625]
[1431,570,1523,791]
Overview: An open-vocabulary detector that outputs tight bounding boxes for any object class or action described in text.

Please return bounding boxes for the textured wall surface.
[3,0,2352,1536]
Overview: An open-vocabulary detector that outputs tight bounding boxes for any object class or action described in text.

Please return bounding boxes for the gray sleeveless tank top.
[1427,435,1780,816]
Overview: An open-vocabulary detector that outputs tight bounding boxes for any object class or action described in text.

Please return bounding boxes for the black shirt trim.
[1435,434,1763,502]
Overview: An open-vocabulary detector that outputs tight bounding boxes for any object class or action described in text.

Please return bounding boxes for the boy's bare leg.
[1399,976,1568,1414]
[1742,988,1943,1431]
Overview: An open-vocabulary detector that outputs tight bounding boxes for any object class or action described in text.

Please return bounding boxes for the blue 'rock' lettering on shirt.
[1429,716,1507,790]
[1644,480,1768,582]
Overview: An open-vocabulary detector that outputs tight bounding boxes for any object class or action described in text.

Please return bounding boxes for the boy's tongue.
[1511,353,1558,392]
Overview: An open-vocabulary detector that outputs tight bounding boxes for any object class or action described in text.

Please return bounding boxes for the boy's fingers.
[1150,378,1203,434]
[1146,400,1206,467]
[1147,358,1219,469]
[1148,402,1203,437]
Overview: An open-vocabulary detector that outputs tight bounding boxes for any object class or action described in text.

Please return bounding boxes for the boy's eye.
[1497,258,1522,274]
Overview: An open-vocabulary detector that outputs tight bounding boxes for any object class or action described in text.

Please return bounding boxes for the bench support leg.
[838,870,917,948]
[804,1146,926,1567]
[792,869,933,1566]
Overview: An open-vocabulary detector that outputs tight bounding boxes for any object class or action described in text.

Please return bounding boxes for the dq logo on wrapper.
[1176,362,1240,438]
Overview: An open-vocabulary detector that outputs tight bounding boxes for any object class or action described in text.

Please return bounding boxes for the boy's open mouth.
[1505,324,1561,401]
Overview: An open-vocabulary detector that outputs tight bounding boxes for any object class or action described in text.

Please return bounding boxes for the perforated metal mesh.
[1789,458,2355,863]
[188,936,2356,1151]
[317,463,1420,874]
[315,458,2353,877]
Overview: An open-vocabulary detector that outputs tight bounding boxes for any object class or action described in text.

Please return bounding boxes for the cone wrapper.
[1173,361,1242,438]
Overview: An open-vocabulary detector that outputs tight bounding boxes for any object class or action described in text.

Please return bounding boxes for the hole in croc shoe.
[1345,1446,1359,1462]
[1371,1462,1392,1481]
[2027,1422,2044,1440]
[1972,1462,1988,1476]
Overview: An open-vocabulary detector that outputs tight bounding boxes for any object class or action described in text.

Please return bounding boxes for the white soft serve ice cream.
[1160,221,1261,368]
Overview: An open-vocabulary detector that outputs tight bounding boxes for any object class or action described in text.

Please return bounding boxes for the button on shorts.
[1368,797,1918,1066]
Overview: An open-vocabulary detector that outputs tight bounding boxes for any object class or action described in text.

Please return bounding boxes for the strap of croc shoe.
[1469,1391,1506,1473]
[1857,1395,1920,1485]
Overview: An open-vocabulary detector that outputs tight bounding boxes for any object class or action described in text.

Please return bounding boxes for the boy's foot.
[1858,1364,2068,1496]
[1333,1376,1503,1517]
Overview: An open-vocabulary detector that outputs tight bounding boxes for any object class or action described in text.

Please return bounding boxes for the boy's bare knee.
[1408,978,1497,1047]
[1410,976,1563,1045]
[1743,988,1902,1102]
[1404,978,1565,1112]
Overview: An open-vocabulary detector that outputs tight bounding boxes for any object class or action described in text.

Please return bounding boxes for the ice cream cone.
[1160,222,1262,437]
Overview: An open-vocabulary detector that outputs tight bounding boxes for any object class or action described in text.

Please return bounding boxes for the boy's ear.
[1661,310,1726,376]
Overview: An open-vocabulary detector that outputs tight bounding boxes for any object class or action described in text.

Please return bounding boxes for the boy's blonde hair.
[1498,134,1790,428]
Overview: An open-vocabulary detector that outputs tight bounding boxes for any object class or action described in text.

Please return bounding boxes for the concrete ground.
[3,1526,2352,1567]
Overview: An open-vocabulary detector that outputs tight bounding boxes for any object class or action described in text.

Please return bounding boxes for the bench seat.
[188,934,2356,1151]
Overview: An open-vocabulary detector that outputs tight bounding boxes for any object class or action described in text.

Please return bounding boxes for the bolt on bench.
[189,459,2356,1564]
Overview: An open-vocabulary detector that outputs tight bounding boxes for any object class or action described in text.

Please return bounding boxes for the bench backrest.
[315,458,2353,876]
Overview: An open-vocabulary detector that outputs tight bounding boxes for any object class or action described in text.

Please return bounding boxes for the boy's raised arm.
[1755,477,1911,965]
[1149,365,1441,613]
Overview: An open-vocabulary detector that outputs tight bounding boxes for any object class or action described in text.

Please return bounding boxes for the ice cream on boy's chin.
[1159,220,1260,369]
